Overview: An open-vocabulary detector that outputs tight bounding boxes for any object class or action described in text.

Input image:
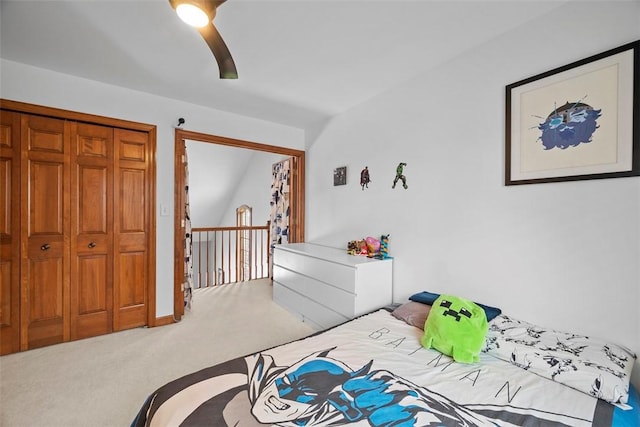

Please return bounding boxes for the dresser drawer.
[273,265,356,318]
[273,281,348,330]
[274,249,356,293]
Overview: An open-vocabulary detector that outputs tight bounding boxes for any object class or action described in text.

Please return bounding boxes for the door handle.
[88,242,97,248]
[40,243,50,251]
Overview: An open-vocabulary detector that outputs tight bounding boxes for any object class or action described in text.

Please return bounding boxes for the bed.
[132,296,639,426]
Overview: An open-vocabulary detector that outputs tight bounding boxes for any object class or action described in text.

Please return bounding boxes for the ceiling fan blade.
[198,21,237,79]
[169,0,237,79]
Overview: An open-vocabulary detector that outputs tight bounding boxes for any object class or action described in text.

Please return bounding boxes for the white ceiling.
[0,0,569,131]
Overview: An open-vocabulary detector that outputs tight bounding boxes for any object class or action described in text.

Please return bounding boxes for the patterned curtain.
[270,158,291,246]
[184,150,193,310]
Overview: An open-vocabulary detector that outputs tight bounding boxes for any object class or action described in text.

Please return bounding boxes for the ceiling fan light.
[176,3,210,28]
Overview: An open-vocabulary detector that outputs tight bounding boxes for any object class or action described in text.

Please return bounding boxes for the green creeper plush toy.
[420,294,488,364]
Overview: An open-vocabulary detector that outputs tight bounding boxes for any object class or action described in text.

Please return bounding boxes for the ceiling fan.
[169,0,238,79]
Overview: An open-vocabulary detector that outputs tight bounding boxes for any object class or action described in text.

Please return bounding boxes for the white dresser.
[272,243,393,330]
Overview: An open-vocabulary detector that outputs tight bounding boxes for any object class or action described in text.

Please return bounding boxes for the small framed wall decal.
[505,40,639,185]
[333,166,347,186]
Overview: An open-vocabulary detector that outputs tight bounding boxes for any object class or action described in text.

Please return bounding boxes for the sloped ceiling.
[0,0,568,131]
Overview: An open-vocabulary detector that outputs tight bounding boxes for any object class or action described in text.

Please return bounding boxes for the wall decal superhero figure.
[392,163,408,189]
[360,166,371,190]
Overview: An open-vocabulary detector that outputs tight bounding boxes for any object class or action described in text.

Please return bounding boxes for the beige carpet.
[0,280,314,427]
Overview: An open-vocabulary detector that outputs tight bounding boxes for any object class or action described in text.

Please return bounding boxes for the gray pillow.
[391,301,431,329]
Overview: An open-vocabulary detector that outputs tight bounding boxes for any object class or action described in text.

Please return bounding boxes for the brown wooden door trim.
[146,126,157,327]
[0,99,156,133]
[173,129,305,321]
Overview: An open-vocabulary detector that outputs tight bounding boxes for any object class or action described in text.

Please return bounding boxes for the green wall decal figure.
[392,162,408,189]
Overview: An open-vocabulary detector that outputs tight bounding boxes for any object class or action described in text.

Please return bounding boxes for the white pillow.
[483,314,636,405]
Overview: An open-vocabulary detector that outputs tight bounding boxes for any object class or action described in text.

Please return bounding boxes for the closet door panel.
[77,256,108,311]
[74,254,109,337]
[119,169,145,232]
[114,129,148,331]
[28,258,63,319]
[29,162,64,234]
[0,111,20,354]
[70,123,113,340]
[0,260,12,325]
[26,116,65,153]
[117,251,146,328]
[78,167,107,231]
[21,114,70,349]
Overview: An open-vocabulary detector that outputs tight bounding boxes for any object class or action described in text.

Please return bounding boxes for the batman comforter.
[132,309,639,426]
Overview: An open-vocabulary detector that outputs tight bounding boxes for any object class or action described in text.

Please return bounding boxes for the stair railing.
[190,222,271,287]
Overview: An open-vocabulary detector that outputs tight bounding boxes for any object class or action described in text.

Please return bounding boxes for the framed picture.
[505,40,639,185]
[333,166,347,186]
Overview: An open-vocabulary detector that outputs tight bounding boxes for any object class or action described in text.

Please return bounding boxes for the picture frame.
[505,40,639,185]
[333,166,347,186]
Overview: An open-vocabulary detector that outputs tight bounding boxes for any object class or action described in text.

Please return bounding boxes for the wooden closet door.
[113,128,149,331]
[21,114,70,349]
[0,111,21,355]
[70,123,114,340]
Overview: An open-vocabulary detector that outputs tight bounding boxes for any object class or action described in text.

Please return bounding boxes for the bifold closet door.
[20,114,71,350]
[1,104,154,354]
[113,128,149,331]
[0,111,21,355]
[70,122,114,340]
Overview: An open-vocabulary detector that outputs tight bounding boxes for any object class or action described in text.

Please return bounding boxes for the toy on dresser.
[376,234,390,259]
[347,239,368,256]
[347,234,391,259]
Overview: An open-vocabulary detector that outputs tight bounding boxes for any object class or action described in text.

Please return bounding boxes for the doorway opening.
[236,205,252,283]
[173,128,305,320]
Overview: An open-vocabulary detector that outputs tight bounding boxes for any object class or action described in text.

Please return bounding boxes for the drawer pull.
[88,242,97,248]
[40,243,50,251]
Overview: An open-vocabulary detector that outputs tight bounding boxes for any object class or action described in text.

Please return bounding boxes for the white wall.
[185,140,255,228]
[0,59,305,317]
[218,151,289,227]
[305,1,640,386]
